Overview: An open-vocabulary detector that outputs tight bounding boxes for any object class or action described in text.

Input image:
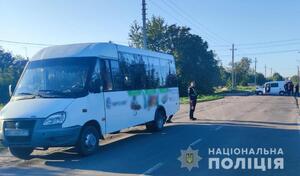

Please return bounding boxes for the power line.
[219,49,299,57]
[161,0,231,45]
[149,0,187,25]
[238,41,300,50]
[0,39,52,47]
[149,0,229,46]
[149,0,218,45]
[210,44,231,48]
[236,38,300,46]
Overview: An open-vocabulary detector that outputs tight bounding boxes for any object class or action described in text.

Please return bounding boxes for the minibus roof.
[31,42,173,61]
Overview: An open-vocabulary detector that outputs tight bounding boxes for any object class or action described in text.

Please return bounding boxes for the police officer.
[291,82,294,95]
[295,84,299,97]
[284,82,288,95]
[189,81,197,120]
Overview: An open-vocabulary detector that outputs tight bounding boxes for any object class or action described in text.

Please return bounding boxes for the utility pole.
[296,66,300,91]
[230,44,237,90]
[142,0,147,49]
[270,68,273,77]
[254,58,257,85]
[264,64,267,78]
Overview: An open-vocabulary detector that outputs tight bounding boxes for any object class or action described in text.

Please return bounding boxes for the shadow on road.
[1,121,297,176]
[183,119,300,130]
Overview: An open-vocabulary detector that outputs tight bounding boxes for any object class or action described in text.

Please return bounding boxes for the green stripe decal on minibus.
[128,90,142,96]
[159,88,168,93]
[144,89,157,95]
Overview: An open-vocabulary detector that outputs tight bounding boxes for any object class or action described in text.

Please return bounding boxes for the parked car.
[256,81,286,96]
[255,86,264,95]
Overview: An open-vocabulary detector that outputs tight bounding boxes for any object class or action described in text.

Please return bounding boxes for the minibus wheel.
[146,109,166,132]
[9,147,34,160]
[76,126,100,156]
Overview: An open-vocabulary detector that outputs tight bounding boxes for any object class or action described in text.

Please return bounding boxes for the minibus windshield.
[14,58,95,99]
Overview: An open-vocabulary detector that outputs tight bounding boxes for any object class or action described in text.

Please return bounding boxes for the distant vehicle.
[0,42,180,159]
[255,81,286,95]
[255,86,264,95]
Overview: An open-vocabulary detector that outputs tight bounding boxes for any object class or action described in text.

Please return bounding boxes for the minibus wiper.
[17,92,35,96]
[14,92,38,100]
[37,90,66,98]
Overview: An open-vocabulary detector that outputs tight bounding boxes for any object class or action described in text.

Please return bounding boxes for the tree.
[129,16,220,95]
[272,72,284,81]
[256,73,267,85]
[290,75,299,85]
[234,57,252,86]
[0,48,27,104]
[218,65,231,86]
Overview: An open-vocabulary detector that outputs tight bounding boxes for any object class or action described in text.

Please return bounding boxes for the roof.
[31,42,173,61]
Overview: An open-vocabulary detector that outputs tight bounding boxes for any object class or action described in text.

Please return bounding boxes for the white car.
[255,86,264,95]
[256,81,286,96]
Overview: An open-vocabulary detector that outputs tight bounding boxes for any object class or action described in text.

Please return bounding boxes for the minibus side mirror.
[8,84,13,97]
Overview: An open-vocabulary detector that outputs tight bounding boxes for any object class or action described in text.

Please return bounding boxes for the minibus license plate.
[5,129,29,136]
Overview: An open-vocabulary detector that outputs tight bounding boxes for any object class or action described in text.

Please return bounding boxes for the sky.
[0,0,300,77]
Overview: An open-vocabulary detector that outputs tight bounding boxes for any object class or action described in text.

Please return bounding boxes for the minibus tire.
[9,147,34,160]
[76,126,100,156]
[146,109,166,132]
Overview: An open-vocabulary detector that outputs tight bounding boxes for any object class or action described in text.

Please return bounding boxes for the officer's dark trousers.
[189,99,197,119]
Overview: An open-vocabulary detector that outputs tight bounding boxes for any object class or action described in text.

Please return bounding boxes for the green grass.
[0,104,3,110]
[180,94,224,104]
[236,86,256,92]
[214,86,255,94]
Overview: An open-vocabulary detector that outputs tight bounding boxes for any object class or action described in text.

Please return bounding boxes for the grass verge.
[180,94,224,104]
[236,86,256,92]
[215,86,255,95]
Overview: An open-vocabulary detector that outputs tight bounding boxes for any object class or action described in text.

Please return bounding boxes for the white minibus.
[0,43,180,159]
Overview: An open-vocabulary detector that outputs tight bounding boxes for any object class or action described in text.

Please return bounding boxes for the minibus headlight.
[43,112,66,126]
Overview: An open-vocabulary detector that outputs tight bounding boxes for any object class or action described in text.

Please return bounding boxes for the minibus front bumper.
[0,119,81,148]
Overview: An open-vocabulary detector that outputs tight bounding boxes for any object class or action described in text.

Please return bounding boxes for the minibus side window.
[100,60,113,91]
[159,59,169,88]
[89,59,102,93]
[147,57,160,89]
[119,53,134,90]
[119,53,147,90]
[142,56,151,89]
[166,60,178,87]
[133,54,147,89]
[110,60,124,90]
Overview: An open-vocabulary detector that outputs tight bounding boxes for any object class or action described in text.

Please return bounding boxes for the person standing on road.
[295,84,299,97]
[188,81,198,121]
[291,82,294,95]
[287,81,292,96]
[284,82,288,95]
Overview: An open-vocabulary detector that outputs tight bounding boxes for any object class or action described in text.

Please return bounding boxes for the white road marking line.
[215,126,223,131]
[141,162,163,176]
[189,138,203,147]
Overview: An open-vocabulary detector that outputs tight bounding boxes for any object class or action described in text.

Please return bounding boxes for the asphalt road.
[0,95,300,176]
